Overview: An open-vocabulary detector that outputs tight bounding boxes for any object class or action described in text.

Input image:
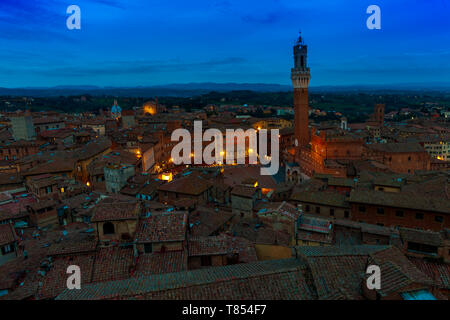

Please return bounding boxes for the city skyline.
[1,0,450,88]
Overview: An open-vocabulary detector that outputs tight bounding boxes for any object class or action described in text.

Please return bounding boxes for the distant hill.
[0,82,449,97]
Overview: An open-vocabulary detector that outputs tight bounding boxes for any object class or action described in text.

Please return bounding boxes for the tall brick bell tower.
[291,33,310,153]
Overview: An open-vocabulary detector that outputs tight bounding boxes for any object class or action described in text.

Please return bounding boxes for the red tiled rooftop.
[0,223,17,246]
[91,247,134,283]
[135,212,187,243]
[91,200,140,222]
[157,174,211,196]
[135,251,187,277]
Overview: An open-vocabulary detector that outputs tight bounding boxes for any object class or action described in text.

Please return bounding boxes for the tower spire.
[297,31,304,45]
[291,32,311,151]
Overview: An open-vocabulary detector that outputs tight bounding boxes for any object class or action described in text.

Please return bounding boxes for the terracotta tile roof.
[56,258,313,300]
[38,253,95,300]
[295,245,389,257]
[188,207,234,237]
[91,200,140,222]
[231,219,291,246]
[291,191,349,208]
[0,195,36,221]
[91,247,134,283]
[188,235,257,263]
[296,245,389,300]
[222,166,278,189]
[46,235,97,257]
[408,257,450,289]
[334,218,399,238]
[0,274,40,300]
[308,254,368,299]
[349,189,450,214]
[138,180,164,195]
[24,158,76,176]
[157,174,211,196]
[0,173,23,186]
[399,227,443,247]
[231,185,258,198]
[367,142,426,153]
[255,201,301,221]
[29,199,59,211]
[0,223,17,246]
[142,269,312,300]
[327,177,355,188]
[366,247,433,297]
[135,212,187,243]
[72,137,112,161]
[135,251,187,276]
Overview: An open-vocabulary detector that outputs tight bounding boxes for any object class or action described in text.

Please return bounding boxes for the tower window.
[103,222,115,235]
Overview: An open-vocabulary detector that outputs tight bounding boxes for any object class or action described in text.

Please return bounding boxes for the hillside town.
[0,36,449,301]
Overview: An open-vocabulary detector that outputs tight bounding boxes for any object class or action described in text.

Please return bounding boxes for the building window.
[344,211,349,218]
[144,243,152,254]
[377,208,384,215]
[415,213,424,220]
[408,242,437,255]
[305,205,310,212]
[1,244,14,255]
[201,255,212,266]
[330,208,334,216]
[359,206,366,213]
[316,207,320,214]
[103,222,115,235]
[435,215,443,223]
[395,210,404,217]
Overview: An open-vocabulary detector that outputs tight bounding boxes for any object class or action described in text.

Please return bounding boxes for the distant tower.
[341,117,348,130]
[374,104,385,126]
[10,110,35,141]
[291,33,311,151]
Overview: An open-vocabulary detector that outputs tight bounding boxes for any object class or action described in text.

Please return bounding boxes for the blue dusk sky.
[0,0,449,88]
